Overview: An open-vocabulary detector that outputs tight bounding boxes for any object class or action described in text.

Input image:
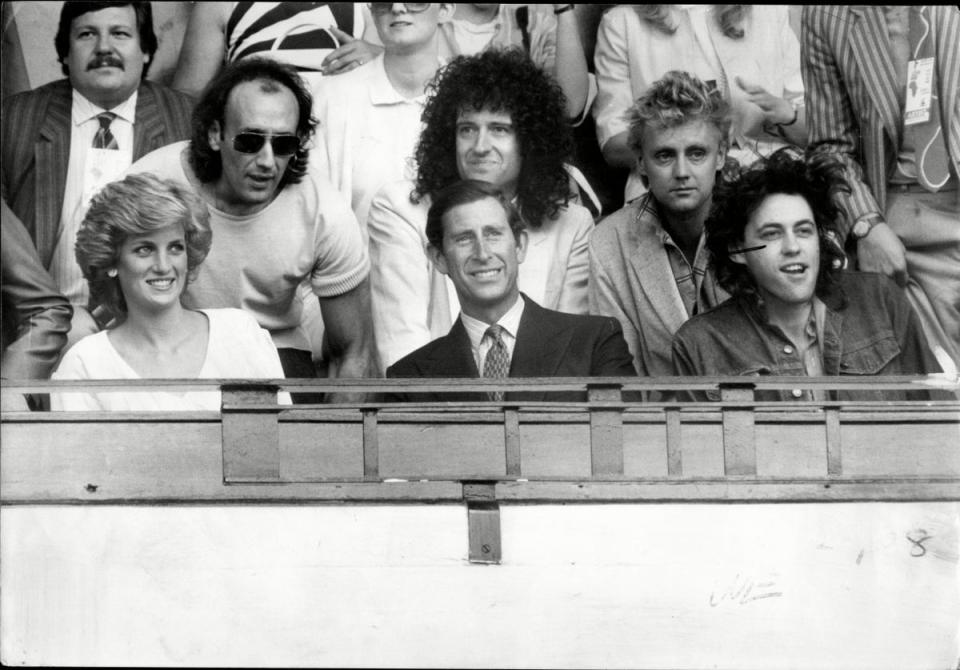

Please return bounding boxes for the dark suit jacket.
[1,79,195,268]
[802,5,960,237]
[386,296,637,402]
[1,199,72,379]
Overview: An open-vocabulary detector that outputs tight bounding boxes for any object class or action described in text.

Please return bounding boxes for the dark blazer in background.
[1,198,72,379]
[1,78,195,268]
[386,296,637,402]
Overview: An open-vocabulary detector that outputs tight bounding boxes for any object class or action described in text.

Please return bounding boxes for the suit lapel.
[628,231,689,337]
[426,318,478,377]
[848,6,902,147]
[132,83,167,161]
[34,84,72,268]
[511,298,567,380]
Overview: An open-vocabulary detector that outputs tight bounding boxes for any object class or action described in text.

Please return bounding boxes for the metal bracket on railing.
[720,383,757,475]
[464,481,501,564]
[588,383,624,476]
[222,383,282,483]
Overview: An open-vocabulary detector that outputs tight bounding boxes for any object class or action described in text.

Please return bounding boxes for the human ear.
[427,244,449,276]
[208,120,222,152]
[728,242,747,266]
[514,230,528,264]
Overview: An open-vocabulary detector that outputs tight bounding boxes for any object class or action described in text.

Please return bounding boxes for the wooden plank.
[588,384,624,476]
[720,385,757,476]
[363,409,380,481]
[377,423,506,479]
[494,479,960,502]
[825,408,843,475]
[503,409,521,477]
[665,408,683,476]
[221,385,280,483]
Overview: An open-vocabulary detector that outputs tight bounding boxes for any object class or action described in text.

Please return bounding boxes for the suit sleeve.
[588,237,645,375]
[592,8,634,150]
[1,199,73,380]
[591,317,638,376]
[368,185,435,369]
[555,207,592,315]
[801,6,883,237]
[670,329,709,403]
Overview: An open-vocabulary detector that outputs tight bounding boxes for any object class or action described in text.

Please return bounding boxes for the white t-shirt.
[52,308,289,411]
[126,141,369,351]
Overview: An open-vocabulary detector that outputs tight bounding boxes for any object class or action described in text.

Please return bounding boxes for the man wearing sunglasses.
[127,58,375,402]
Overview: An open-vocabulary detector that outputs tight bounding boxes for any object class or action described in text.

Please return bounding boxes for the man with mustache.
[588,71,732,388]
[1,2,194,349]
[126,58,374,402]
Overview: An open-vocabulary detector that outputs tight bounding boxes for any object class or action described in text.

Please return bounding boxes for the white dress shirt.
[460,294,525,374]
[51,89,136,304]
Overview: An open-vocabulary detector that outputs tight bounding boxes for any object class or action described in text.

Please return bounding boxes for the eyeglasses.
[231,131,300,156]
[369,3,431,16]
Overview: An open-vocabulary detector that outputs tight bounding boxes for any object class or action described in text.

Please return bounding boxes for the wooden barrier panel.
[1,377,958,667]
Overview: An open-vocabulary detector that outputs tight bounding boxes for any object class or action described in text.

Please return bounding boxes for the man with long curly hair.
[672,149,942,401]
[368,48,594,369]
[589,70,731,384]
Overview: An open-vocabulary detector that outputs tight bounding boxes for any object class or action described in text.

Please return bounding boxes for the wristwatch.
[851,214,882,240]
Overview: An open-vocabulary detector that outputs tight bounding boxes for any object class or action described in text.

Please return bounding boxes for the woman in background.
[53,173,287,411]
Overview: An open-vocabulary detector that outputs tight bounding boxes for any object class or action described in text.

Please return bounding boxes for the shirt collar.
[460,294,525,351]
[72,87,138,126]
[368,54,446,106]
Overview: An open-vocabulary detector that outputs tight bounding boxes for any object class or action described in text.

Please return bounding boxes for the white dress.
[52,309,288,411]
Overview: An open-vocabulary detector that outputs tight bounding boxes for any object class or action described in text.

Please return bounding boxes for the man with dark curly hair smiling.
[368,48,595,369]
[671,148,943,401]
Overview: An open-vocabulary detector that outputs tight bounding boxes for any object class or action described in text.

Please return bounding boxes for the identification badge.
[904,57,934,125]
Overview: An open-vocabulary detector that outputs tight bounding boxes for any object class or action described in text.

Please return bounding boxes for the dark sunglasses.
[369,3,430,15]
[231,131,301,156]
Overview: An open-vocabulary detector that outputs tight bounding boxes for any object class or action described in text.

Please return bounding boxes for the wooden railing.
[3,376,957,563]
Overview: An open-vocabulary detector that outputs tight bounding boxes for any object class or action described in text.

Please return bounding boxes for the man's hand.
[857,221,908,287]
[320,28,384,75]
[735,76,795,125]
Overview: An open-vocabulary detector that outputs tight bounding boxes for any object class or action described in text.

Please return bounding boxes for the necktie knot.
[93,112,119,150]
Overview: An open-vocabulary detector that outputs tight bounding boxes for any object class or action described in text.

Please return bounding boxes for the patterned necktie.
[906,6,950,191]
[93,112,119,150]
[482,325,509,402]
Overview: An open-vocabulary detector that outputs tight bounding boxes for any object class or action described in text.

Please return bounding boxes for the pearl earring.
[107,268,118,278]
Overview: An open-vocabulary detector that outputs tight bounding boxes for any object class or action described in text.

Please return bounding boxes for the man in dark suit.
[387,180,636,402]
[1,1,194,346]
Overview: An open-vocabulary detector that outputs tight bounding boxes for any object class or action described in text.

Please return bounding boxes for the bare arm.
[318,277,377,402]
[171,2,229,99]
[552,5,589,120]
[320,27,384,75]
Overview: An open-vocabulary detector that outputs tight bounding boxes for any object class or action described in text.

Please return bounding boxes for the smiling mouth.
[146,278,176,289]
[471,268,502,280]
[780,263,808,275]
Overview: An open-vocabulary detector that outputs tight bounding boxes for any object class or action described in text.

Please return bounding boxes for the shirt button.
[791,389,804,398]
[783,345,794,354]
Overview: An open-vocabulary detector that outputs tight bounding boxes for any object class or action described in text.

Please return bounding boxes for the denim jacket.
[671,272,944,401]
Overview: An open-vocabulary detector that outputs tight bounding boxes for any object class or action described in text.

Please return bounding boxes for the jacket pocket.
[839,335,901,375]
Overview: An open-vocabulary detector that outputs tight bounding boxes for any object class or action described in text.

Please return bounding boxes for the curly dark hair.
[188,58,317,187]
[705,147,850,301]
[77,172,212,319]
[413,48,574,228]
[55,2,157,78]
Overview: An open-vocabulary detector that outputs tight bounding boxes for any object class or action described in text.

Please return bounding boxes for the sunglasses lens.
[232,133,299,155]
[370,3,391,14]
[271,135,300,156]
[233,133,266,154]
[408,3,430,11]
